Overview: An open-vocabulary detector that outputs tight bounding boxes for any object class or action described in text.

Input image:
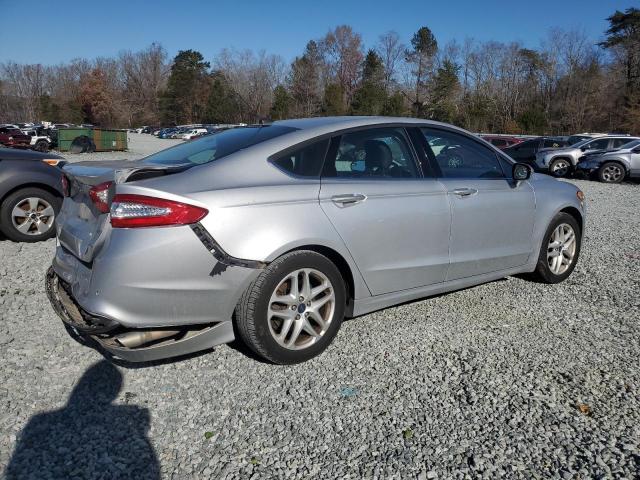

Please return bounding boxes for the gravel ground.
[1,135,639,479]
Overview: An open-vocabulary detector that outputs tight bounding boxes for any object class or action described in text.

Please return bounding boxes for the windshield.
[568,135,592,146]
[142,125,297,166]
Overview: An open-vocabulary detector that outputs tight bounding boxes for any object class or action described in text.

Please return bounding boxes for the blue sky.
[0,0,635,64]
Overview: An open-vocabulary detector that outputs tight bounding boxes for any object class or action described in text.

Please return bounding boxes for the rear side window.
[611,138,629,148]
[323,127,418,179]
[421,128,505,179]
[142,125,297,166]
[272,139,330,177]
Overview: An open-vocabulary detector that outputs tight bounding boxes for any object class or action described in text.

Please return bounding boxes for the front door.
[319,127,451,296]
[420,127,536,280]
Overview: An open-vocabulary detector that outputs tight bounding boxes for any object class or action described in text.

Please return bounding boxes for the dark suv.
[0,148,66,242]
[504,137,568,167]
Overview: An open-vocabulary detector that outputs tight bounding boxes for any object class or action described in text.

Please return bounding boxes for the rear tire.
[0,187,61,242]
[235,250,346,364]
[598,162,625,183]
[530,212,581,284]
[35,139,49,152]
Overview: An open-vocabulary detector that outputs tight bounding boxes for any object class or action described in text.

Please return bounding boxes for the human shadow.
[5,360,160,480]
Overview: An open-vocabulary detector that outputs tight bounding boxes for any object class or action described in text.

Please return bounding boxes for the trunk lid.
[57,160,192,262]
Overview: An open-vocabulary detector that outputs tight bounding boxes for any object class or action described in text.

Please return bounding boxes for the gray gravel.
[1,135,639,479]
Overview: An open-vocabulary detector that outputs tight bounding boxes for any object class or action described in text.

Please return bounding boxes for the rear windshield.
[142,125,297,166]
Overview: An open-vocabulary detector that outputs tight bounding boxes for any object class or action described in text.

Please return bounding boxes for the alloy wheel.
[601,164,623,183]
[11,197,55,236]
[547,223,576,275]
[551,160,570,177]
[267,268,336,350]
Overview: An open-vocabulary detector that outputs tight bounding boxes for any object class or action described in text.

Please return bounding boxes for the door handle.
[450,188,478,197]
[331,193,367,205]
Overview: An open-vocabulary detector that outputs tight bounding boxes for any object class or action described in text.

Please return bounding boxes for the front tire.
[549,158,571,178]
[0,188,61,242]
[235,250,346,364]
[598,162,625,183]
[531,212,581,284]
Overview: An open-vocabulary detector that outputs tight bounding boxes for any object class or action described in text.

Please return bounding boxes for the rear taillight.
[89,181,113,213]
[110,194,208,228]
[61,175,70,197]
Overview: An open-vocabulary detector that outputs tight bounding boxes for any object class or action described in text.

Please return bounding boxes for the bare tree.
[321,25,364,106]
[376,31,405,93]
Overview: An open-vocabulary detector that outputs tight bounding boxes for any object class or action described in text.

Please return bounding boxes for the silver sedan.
[47,117,586,364]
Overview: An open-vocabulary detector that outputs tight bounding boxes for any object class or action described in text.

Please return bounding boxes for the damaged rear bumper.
[47,266,236,362]
[48,223,264,362]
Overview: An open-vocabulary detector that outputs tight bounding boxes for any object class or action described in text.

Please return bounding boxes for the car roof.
[272,116,467,139]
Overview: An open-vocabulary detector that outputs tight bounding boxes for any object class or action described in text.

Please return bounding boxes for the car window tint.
[587,138,610,150]
[272,139,329,177]
[323,128,418,179]
[490,138,506,147]
[421,128,505,179]
[611,138,629,148]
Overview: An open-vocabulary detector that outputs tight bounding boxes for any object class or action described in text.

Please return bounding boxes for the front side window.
[272,139,329,177]
[421,128,505,179]
[323,128,418,179]
[141,125,297,166]
[585,138,610,150]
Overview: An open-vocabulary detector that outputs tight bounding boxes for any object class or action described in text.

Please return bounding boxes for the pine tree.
[323,83,345,115]
[350,50,387,115]
[428,60,460,123]
[270,85,291,120]
[205,72,240,124]
[160,50,210,125]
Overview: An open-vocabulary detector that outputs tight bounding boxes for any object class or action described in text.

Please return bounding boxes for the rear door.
[419,127,535,280]
[319,126,450,295]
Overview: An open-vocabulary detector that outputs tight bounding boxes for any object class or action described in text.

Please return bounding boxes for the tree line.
[1,7,638,135]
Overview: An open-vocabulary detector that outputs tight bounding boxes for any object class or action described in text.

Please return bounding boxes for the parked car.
[0,127,31,149]
[170,127,190,139]
[576,139,640,183]
[47,117,585,364]
[534,135,638,177]
[480,135,524,149]
[0,148,65,242]
[504,137,568,166]
[182,128,209,140]
[158,128,179,139]
[23,126,54,152]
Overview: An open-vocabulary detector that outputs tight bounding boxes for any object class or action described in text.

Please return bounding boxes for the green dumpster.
[57,128,128,153]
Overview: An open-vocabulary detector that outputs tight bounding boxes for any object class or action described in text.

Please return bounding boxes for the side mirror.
[512,163,532,181]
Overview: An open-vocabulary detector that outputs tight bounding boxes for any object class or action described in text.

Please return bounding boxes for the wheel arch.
[281,244,359,317]
[558,206,583,233]
[0,182,62,207]
[600,159,629,172]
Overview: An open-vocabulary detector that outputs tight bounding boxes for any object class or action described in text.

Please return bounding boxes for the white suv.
[535,135,637,177]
